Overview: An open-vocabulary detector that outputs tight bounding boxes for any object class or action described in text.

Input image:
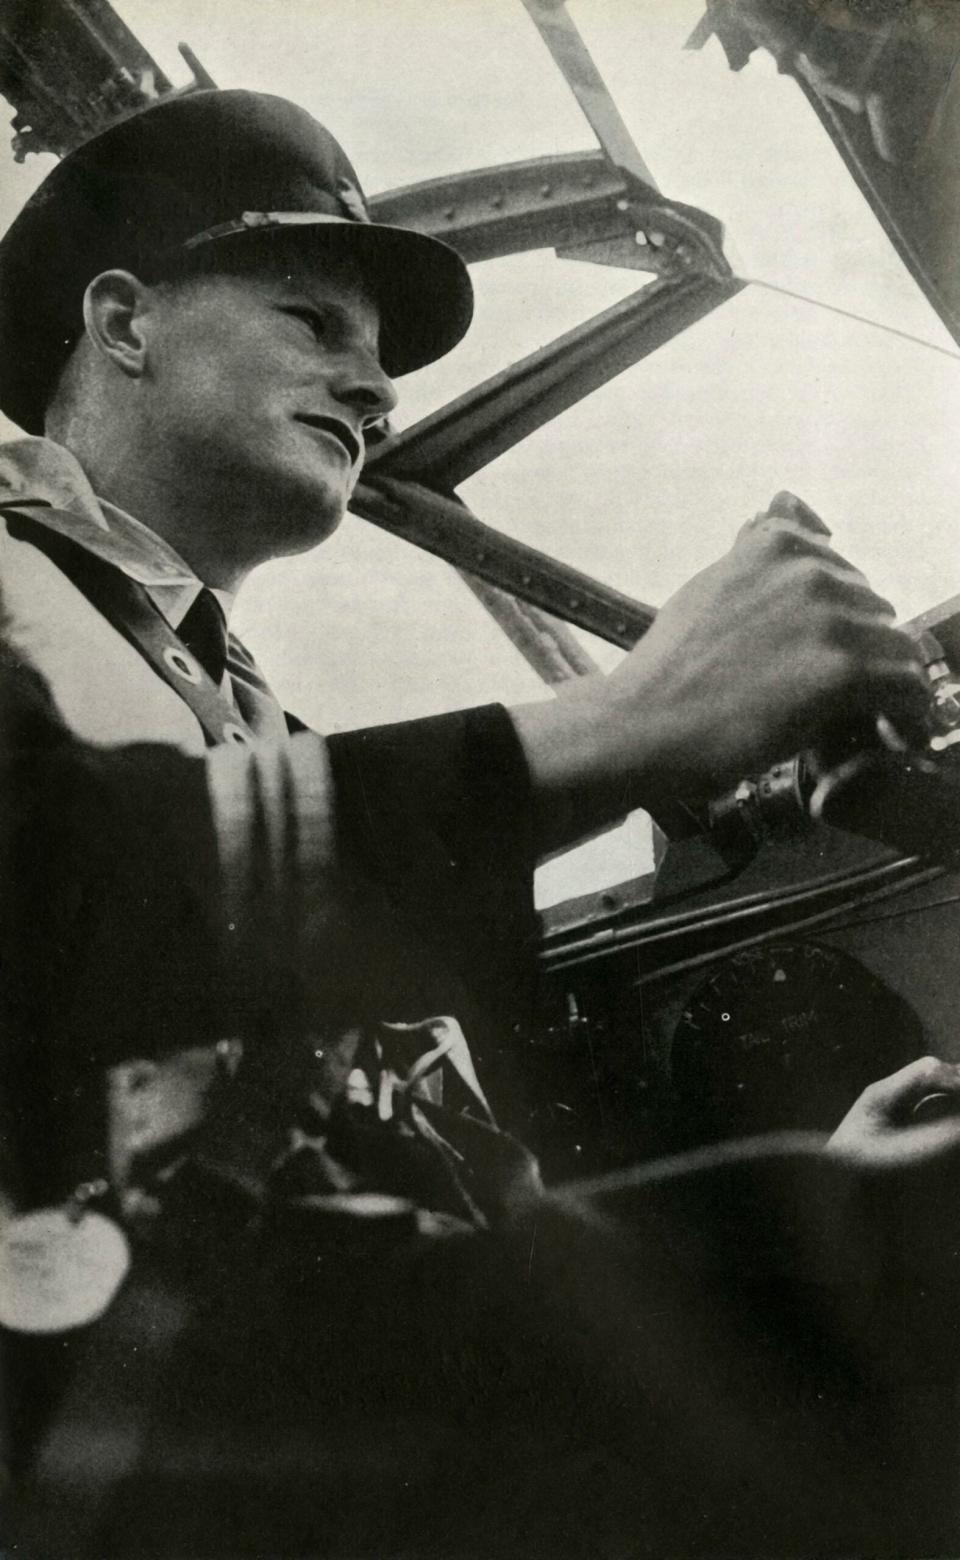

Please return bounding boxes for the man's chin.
[264,475,349,555]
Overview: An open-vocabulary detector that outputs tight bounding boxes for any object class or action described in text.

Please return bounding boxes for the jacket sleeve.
[1,653,540,1201]
[0,645,223,1202]
[326,705,540,1059]
[199,703,539,1052]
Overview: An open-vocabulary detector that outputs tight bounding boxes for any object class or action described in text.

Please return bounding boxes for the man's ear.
[81,270,154,381]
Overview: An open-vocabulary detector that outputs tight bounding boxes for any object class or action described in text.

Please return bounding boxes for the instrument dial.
[670,942,923,1139]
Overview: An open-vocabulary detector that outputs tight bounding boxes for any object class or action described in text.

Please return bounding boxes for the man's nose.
[333,350,398,425]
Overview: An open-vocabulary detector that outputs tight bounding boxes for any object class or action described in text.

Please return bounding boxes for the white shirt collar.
[0,435,235,629]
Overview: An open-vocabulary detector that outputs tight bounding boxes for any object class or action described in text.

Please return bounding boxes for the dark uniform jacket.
[0,436,539,1215]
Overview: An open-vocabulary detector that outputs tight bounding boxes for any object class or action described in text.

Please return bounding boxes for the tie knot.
[179,588,228,685]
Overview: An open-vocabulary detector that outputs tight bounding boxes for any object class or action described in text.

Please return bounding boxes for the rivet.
[616,198,630,212]
[634,231,648,246]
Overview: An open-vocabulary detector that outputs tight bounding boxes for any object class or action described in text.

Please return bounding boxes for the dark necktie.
[180,588,289,741]
[179,588,228,685]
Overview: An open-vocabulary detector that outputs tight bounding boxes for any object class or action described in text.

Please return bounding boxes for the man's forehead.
[275,258,376,310]
[210,245,379,324]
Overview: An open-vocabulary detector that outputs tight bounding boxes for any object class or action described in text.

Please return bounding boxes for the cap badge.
[336,178,371,224]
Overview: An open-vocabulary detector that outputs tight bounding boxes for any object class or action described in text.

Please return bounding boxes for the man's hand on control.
[827,1055,960,1170]
[511,492,930,855]
[606,490,929,803]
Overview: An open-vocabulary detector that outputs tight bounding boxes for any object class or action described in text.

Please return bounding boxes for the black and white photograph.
[1,2,960,1555]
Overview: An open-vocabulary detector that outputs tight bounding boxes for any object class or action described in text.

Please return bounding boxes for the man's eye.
[285,308,327,340]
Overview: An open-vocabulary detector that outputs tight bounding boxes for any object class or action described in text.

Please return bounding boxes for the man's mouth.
[295,415,361,466]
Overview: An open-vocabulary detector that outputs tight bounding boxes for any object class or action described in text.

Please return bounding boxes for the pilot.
[0,88,949,1558]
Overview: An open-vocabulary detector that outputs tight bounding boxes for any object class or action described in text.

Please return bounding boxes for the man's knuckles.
[737,518,814,561]
[804,566,888,614]
[736,520,880,592]
[817,610,898,656]
[738,494,830,540]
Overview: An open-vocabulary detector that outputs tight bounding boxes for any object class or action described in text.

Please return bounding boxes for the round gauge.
[670,942,924,1140]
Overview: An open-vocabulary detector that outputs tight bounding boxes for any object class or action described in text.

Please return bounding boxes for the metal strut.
[519,0,660,190]
[356,0,740,679]
[367,272,741,492]
[358,270,743,657]
[349,477,655,651]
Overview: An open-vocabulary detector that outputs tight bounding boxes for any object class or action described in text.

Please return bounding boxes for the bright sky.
[1,0,958,905]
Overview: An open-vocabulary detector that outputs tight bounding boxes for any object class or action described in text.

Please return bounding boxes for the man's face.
[144,246,397,565]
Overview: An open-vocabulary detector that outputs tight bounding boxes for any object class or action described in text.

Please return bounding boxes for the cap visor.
[191,215,474,377]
